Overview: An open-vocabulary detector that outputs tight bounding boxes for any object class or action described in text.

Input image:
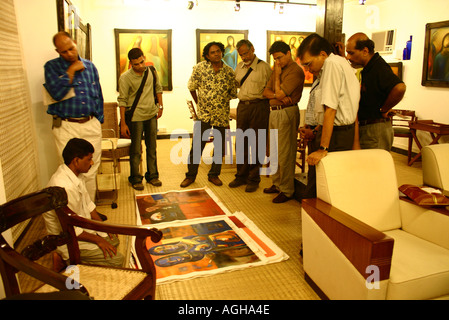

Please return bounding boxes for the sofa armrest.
[399,197,449,250]
[302,198,394,281]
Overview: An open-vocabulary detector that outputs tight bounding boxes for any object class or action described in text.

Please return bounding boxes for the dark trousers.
[234,99,270,184]
[186,120,226,179]
[302,123,355,199]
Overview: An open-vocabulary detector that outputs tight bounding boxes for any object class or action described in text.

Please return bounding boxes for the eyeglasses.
[301,60,312,68]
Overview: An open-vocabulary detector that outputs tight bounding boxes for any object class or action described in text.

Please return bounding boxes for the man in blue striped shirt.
[44,31,104,201]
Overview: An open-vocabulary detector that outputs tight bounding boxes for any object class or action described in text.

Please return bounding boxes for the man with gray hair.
[229,39,272,193]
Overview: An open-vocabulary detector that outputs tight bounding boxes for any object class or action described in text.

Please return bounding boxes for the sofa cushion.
[385,229,449,300]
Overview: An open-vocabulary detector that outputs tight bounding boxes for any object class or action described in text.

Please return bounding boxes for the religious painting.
[422,20,449,87]
[196,29,248,70]
[388,62,403,81]
[114,29,173,91]
[135,188,230,225]
[130,188,289,283]
[267,31,314,86]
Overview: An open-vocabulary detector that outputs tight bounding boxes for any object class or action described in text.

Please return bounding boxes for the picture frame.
[114,29,173,91]
[56,0,91,60]
[267,30,313,86]
[56,0,77,40]
[388,62,403,81]
[422,20,449,87]
[196,29,248,70]
[77,21,91,60]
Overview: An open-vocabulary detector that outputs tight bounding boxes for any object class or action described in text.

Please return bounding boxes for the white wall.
[343,0,449,150]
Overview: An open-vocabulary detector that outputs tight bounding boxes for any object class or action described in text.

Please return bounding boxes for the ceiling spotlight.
[187,1,194,9]
[235,0,240,12]
[279,4,284,14]
[359,0,366,4]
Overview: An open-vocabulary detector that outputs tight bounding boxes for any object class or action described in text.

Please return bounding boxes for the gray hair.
[236,39,254,50]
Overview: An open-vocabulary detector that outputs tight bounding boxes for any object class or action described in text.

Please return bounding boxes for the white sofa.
[301,149,449,300]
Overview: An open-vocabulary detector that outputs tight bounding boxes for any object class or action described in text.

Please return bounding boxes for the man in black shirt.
[346,33,406,151]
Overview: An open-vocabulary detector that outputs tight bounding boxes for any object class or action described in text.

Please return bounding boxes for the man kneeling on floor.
[44,138,124,267]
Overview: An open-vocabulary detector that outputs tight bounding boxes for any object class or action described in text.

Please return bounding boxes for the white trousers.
[52,117,102,201]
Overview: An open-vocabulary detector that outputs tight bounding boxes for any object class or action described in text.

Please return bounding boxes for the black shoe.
[245,183,259,193]
[263,185,279,194]
[272,192,292,203]
[208,176,223,186]
[229,179,246,188]
[180,178,195,188]
[132,182,144,190]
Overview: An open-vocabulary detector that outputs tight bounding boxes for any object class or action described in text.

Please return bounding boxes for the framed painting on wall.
[56,0,91,60]
[56,0,78,40]
[422,20,449,87]
[388,62,403,81]
[114,29,173,91]
[267,30,313,86]
[196,29,248,70]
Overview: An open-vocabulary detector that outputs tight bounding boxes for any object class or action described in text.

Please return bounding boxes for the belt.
[61,115,94,123]
[333,123,355,131]
[239,99,266,105]
[270,105,296,111]
[358,118,390,126]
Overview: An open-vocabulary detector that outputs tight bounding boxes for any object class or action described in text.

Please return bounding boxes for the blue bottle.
[406,36,412,60]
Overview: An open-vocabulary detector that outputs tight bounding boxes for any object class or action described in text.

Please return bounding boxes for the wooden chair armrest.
[302,198,394,281]
[57,207,162,273]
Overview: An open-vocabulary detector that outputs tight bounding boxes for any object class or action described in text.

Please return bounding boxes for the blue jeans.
[129,116,159,184]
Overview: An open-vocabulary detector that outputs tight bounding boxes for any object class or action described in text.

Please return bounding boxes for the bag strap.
[129,67,149,117]
[149,66,158,104]
[240,59,261,86]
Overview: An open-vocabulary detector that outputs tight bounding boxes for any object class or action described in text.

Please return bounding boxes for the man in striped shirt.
[44,31,103,202]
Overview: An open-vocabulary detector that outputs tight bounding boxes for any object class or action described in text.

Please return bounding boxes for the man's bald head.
[345,32,375,68]
[347,32,375,54]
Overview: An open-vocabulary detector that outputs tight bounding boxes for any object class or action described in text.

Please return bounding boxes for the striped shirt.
[44,56,104,123]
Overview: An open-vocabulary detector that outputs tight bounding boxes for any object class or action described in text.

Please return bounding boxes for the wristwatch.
[319,146,329,151]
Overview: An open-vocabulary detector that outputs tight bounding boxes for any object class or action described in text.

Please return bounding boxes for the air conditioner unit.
[371,29,396,54]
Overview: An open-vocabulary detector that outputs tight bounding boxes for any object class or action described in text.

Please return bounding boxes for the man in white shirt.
[296,33,360,199]
[43,138,124,267]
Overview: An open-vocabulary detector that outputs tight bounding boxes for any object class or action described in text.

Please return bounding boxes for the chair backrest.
[0,187,87,297]
[102,102,120,138]
[316,149,402,231]
[186,100,198,121]
[422,143,449,193]
[391,109,416,135]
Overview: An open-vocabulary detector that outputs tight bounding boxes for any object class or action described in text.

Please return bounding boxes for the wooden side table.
[408,120,449,166]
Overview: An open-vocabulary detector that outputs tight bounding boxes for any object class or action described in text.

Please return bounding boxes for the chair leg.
[407,136,413,164]
[52,252,67,272]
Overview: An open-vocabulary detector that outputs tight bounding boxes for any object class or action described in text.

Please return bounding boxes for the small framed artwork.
[114,29,173,91]
[388,62,403,81]
[56,0,78,40]
[196,29,248,70]
[267,30,313,86]
[422,20,449,87]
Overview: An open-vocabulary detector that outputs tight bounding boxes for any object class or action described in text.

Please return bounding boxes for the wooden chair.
[0,187,162,300]
[296,132,308,173]
[391,109,417,164]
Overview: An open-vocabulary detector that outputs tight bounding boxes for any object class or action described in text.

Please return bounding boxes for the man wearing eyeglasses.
[263,41,305,203]
[296,33,360,200]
